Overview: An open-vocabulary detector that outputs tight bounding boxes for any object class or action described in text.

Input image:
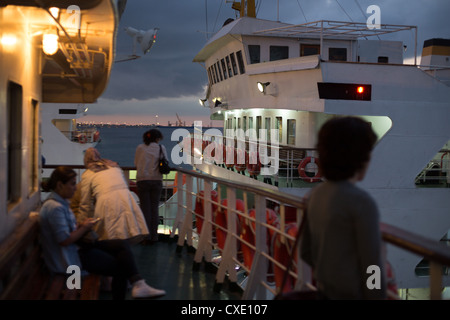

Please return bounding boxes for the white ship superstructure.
[191,3,450,289]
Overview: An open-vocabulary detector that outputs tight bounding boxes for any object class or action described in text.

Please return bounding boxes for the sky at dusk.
[76,0,450,125]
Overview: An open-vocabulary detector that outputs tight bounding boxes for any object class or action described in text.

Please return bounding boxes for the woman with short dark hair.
[300,116,386,300]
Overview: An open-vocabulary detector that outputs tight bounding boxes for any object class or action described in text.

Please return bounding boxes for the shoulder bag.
[159,144,171,174]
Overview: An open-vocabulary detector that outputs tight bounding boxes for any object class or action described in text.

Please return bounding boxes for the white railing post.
[242,194,267,300]
[194,180,213,263]
[171,172,185,238]
[176,175,193,247]
[216,187,238,285]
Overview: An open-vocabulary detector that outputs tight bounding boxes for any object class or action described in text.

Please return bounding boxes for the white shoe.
[132,280,166,299]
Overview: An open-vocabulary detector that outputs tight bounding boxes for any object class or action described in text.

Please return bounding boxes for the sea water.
[95,126,221,169]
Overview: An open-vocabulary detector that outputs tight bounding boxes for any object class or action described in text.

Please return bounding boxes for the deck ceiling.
[2,0,120,103]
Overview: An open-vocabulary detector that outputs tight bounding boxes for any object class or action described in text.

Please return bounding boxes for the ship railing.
[171,167,450,300]
[42,164,450,299]
[187,132,322,187]
[59,128,100,144]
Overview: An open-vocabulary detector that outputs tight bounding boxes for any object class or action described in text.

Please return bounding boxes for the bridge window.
[329,48,347,61]
[270,45,289,61]
[236,50,246,74]
[301,44,320,56]
[230,53,238,75]
[248,45,260,64]
[221,59,228,79]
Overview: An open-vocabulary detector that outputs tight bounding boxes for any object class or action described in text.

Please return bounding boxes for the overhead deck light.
[42,32,59,55]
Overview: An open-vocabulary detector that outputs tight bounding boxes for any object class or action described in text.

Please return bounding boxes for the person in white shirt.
[134,129,168,244]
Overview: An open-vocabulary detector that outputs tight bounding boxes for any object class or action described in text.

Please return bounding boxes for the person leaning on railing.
[300,116,387,300]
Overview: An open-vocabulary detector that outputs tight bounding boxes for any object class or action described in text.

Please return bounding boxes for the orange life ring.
[234,148,247,172]
[78,134,87,144]
[298,156,321,183]
[214,198,244,250]
[93,131,100,142]
[273,222,298,293]
[194,190,218,234]
[173,172,186,194]
[224,145,236,169]
[241,208,279,274]
[246,151,261,176]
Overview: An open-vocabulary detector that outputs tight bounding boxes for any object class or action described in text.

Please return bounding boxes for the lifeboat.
[194,189,218,234]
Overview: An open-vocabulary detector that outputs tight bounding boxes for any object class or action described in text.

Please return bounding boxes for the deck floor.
[99,237,243,300]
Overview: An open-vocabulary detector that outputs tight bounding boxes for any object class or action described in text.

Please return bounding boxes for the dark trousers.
[137,180,162,241]
[78,239,141,300]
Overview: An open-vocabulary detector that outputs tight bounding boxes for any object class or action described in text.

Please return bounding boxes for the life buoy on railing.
[246,150,261,177]
[194,189,218,234]
[224,145,236,169]
[273,222,298,293]
[214,198,244,250]
[298,156,321,183]
[78,134,87,144]
[235,148,247,173]
[93,131,100,142]
[173,172,186,194]
[241,208,279,270]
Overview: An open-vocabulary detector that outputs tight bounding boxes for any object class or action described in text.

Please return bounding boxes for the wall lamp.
[257,81,278,96]
[199,98,208,107]
[257,81,271,94]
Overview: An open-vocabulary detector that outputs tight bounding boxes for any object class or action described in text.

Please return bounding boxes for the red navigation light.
[357,86,364,94]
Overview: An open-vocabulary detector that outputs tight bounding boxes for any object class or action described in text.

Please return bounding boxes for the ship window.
[207,67,213,85]
[236,50,246,74]
[378,56,389,63]
[30,100,39,194]
[301,44,320,56]
[237,117,241,129]
[275,117,282,143]
[243,116,247,132]
[265,117,271,142]
[221,59,228,79]
[230,53,238,75]
[249,116,254,132]
[226,56,233,77]
[214,63,221,82]
[211,65,217,83]
[270,46,289,61]
[7,81,23,205]
[216,62,223,81]
[59,109,77,114]
[256,116,262,139]
[287,119,296,145]
[329,48,347,61]
[248,45,260,64]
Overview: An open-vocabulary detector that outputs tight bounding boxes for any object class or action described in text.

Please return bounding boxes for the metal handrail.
[42,164,450,299]
[172,167,450,300]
